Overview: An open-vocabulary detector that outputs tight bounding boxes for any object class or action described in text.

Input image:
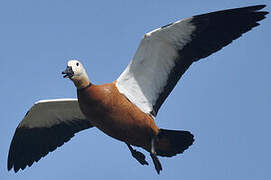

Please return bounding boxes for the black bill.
[62,66,74,78]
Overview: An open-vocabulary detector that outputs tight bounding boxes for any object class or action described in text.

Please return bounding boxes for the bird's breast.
[77,82,159,148]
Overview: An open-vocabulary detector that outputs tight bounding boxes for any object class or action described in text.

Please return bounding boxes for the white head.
[62,59,90,89]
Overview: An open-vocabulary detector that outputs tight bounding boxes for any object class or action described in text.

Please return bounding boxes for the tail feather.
[155,129,194,157]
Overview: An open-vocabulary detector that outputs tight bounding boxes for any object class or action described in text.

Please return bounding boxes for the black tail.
[155,129,194,157]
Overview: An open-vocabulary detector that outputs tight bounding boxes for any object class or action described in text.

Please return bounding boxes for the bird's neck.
[72,74,91,90]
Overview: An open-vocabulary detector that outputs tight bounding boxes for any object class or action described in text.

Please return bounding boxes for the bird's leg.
[150,137,162,174]
[126,143,149,165]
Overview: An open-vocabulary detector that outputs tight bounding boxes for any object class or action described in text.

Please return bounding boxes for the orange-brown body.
[77,82,159,151]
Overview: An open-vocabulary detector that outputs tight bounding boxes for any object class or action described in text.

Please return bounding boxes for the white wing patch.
[21,98,86,128]
[35,98,77,104]
[116,18,196,115]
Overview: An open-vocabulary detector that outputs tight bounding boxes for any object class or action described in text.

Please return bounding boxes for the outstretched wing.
[116,5,268,116]
[8,98,93,172]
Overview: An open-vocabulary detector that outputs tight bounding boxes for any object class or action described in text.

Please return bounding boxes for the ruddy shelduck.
[8,5,268,174]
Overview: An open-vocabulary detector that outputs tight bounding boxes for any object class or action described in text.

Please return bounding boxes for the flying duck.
[8,5,268,174]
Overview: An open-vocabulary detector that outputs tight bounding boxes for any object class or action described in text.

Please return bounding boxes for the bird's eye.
[76,62,79,66]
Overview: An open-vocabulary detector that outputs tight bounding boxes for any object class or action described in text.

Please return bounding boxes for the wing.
[116,5,268,116]
[8,98,93,172]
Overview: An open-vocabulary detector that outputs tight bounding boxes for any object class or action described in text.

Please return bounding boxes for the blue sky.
[1,0,270,179]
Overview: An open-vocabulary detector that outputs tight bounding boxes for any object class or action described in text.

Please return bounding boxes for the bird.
[8,5,268,174]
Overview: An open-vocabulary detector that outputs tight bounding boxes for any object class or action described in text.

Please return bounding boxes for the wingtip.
[233,4,268,13]
[7,165,12,172]
[262,11,269,16]
[250,5,269,14]
[245,4,266,11]
[254,4,266,9]
[7,150,13,172]
[7,164,15,173]
[13,162,21,173]
[257,11,269,22]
